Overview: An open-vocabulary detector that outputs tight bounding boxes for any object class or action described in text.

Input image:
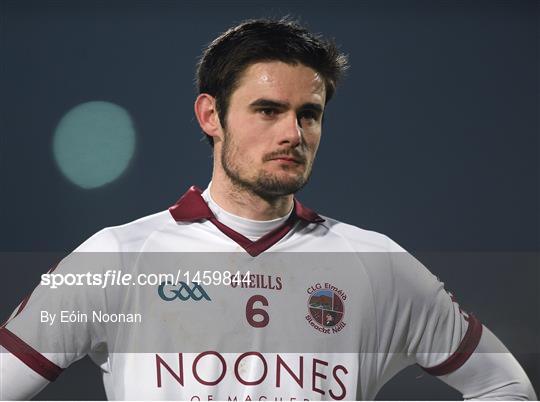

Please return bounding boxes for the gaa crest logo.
[158,281,211,301]
[305,283,346,334]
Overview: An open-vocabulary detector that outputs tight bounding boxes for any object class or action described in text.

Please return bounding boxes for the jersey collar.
[168,186,324,256]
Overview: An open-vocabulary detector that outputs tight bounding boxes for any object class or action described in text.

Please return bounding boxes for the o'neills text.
[230,274,283,291]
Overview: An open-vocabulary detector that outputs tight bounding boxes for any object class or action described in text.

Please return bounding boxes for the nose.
[278,111,302,147]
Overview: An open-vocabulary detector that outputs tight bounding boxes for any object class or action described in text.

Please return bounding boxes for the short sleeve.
[0,229,118,380]
[366,249,482,384]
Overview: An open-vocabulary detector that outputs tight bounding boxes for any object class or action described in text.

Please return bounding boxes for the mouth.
[271,157,303,163]
[268,152,306,164]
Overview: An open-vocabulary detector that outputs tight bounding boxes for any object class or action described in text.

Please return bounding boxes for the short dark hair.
[196,17,349,146]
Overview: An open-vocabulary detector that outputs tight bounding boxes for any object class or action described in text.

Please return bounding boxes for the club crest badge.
[305,282,346,334]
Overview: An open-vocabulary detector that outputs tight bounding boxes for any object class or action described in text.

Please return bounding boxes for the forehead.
[233,61,326,104]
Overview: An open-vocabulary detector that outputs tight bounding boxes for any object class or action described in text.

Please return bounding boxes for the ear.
[194,94,223,141]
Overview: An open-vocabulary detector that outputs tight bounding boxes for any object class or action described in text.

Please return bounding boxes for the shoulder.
[74,210,174,252]
[312,214,406,253]
[312,215,439,293]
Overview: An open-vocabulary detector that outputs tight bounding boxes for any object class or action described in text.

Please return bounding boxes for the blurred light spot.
[53,101,136,189]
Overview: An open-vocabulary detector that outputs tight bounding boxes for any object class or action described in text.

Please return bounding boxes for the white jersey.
[0,186,483,400]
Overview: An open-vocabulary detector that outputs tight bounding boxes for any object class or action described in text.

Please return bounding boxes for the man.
[0,18,536,400]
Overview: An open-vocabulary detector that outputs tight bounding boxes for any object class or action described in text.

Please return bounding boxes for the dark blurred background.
[0,0,538,399]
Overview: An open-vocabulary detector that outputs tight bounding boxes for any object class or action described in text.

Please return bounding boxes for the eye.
[299,110,317,120]
[297,110,320,127]
[258,108,278,118]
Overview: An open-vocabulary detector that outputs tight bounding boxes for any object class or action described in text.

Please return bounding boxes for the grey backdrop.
[1,0,538,400]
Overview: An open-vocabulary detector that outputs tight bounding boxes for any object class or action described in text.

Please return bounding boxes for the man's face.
[218,61,326,199]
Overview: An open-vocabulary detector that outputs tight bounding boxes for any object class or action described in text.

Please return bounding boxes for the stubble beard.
[221,129,312,200]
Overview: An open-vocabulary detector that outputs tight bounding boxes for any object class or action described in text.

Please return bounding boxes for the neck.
[210,171,294,221]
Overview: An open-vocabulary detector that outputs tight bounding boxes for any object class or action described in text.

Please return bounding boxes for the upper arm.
[0,345,51,400]
[438,325,537,400]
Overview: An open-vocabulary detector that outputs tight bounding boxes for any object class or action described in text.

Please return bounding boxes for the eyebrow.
[249,98,323,114]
